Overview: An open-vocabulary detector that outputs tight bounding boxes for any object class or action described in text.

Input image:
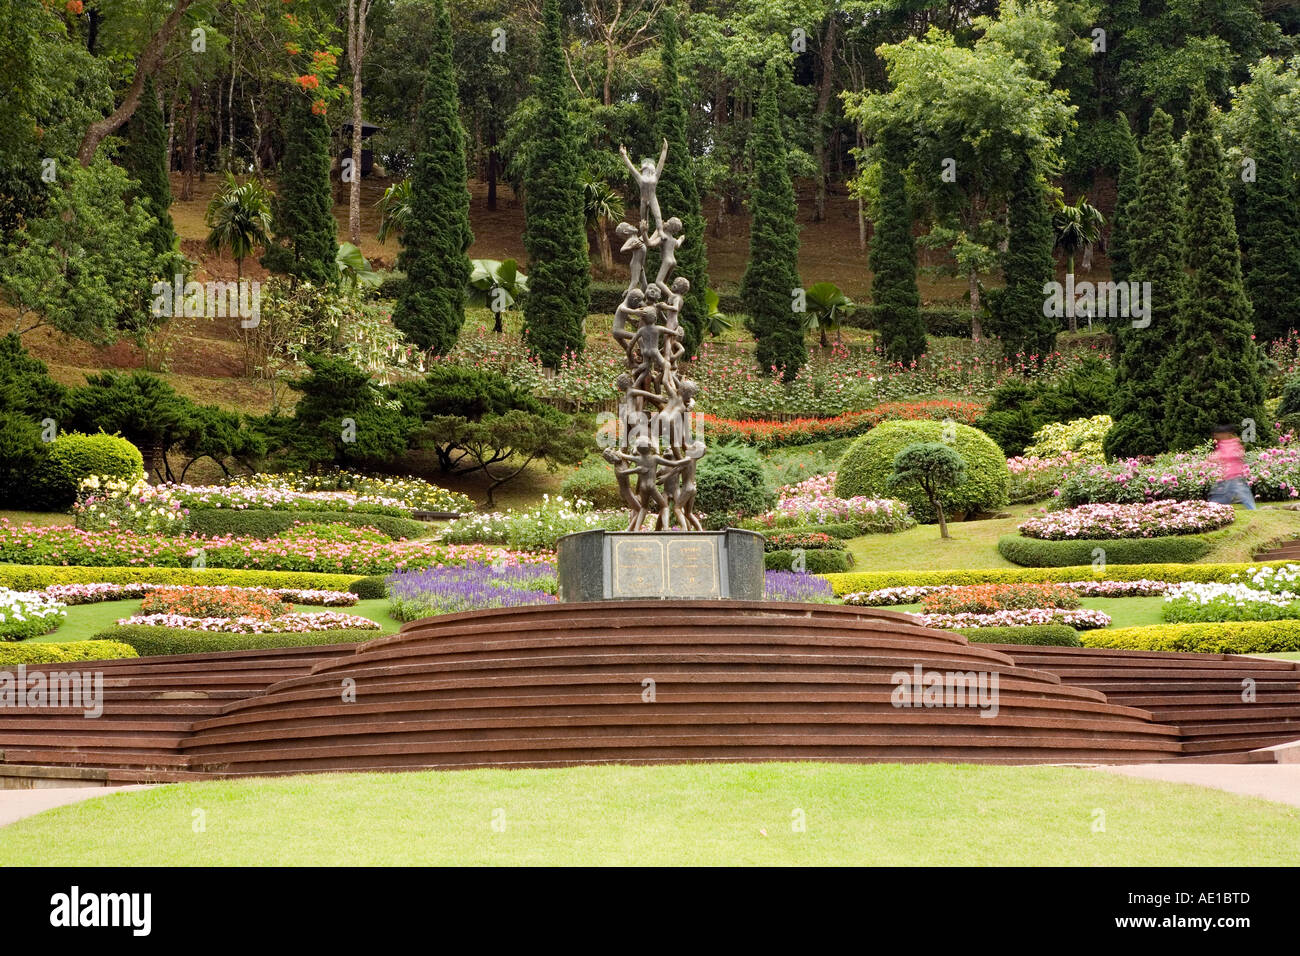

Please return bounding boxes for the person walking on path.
[1208,424,1256,509]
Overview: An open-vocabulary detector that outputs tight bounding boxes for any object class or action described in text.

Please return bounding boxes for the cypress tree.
[521,0,590,367]
[122,75,176,258]
[1107,112,1140,289]
[741,66,804,380]
[990,154,1057,360]
[1241,91,1300,343]
[651,4,709,359]
[1105,109,1186,460]
[1159,88,1266,451]
[870,134,925,364]
[261,90,338,287]
[392,0,473,354]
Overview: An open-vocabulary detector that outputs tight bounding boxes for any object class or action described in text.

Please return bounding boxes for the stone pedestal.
[556,529,765,602]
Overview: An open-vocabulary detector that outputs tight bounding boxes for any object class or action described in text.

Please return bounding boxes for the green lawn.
[0,763,1295,865]
[29,597,404,644]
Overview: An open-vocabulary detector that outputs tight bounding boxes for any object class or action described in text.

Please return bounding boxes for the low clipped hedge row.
[185,507,430,540]
[996,534,1213,567]
[0,565,362,592]
[822,560,1295,595]
[1081,621,1300,654]
[765,548,853,574]
[954,625,1082,647]
[743,521,860,540]
[100,626,381,657]
[0,640,138,664]
[348,575,389,599]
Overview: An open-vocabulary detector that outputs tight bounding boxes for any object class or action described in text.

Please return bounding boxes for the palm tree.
[1053,194,1105,332]
[375,179,412,245]
[582,175,624,274]
[204,173,273,280]
[803,282,855,348]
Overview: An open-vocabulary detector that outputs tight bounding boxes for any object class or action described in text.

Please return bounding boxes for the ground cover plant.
[1018,500,1236,540]
[0,588,68,641]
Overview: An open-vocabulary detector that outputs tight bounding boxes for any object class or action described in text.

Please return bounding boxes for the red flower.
[65,0,83,12]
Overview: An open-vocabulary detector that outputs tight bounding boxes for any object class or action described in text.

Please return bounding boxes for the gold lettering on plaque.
[613,539,665,596]
[667,538,719,597]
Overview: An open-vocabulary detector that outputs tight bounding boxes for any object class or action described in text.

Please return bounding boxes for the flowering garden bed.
[699,400,984,449]
[1018,501,1236,540]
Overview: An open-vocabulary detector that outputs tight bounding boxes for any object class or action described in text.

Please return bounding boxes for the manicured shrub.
[29,432,143,510]
[996,534,1213,567]
[762,531,840,552]
[955,624,1081,647]
[559,457,624,510]
[348,575,389,600]
[744,520,859,540]
[835,420,1009,521]
[1023,415,1112,461]
[696,445,776,520]
[101,626,377,657]
[822,559,1298,594]
[1082,620,1300,654]
[0,565,360,592]
[764,548,852,573]
[185,508,429,540]
[0,640,138,665]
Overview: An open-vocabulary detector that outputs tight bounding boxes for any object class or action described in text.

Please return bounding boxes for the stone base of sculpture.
[556,529,765,602]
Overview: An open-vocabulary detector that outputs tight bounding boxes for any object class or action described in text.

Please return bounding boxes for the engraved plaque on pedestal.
[556,529,763,602]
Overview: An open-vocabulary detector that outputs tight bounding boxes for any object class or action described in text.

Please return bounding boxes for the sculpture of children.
[616,221,649,292]
[652,377,698,454]
[613,436,681,532]
[659,440,706,531]
[601,446,640,513]
[648,217,685,287]
[619,139,670,231]
[630,298,679,391]
[612,288,645,366]
[655,276,690,364]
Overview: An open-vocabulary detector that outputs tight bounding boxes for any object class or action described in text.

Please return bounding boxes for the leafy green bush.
[954,624,1081,647]
[822,560,1297,594]
[348,575,389,600]
[1023,415,1112,460]
[185,508,430,540]
[0,640,138,664]
[835,420,1008,521]
[764,548,852,573]
[996,534,1212,567]
[1082,621,1300,654]
[975,357,1113,455]
[696,445,776,520]
[0,565,360,592]
[101,625,378,656]
[742,520,859,540]
[29,432,143,510]
[559,456,624,509]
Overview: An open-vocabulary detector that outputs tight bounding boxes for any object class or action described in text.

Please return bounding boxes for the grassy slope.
[28,597,403,644]
[0,763,1295,866]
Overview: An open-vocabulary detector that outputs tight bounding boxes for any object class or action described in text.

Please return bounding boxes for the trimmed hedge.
[185,508,430,540]
[765,548,852,573]
[29,432,143,510]
[954,624,1081,647]
[0,640,138,664]
[0,565,361,592]
[822,560,1298,595]
[996,534,1213,567]
[754,521,860,540]
[348,575,389,599]
[1082,621,1300,654]
[101,625,381,657]
[835,420,1009,521]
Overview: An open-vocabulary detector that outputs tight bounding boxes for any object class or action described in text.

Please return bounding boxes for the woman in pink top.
[1208,424,1256,509]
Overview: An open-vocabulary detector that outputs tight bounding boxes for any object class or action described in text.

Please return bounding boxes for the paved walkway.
[0,786,153,827]
[1096,764,1300,808]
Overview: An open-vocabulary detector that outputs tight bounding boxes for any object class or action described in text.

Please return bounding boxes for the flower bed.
[763,571,838,603]
[911,608,1111,630]
[116,611,379,633]
[1018,501,1236,540]
[1006,454,1079,504]
[762,531,838,552]
[440,497,625,552]
[699,400,984,449]
[35,582,358,607]
[0,588,67,641]
[1161,581,1300,623]
[227,471,474,513]
[139,586,289,621]
[843,578,1172,606]
[754,473,914,534]
[918,583,1080,615]
[386,562,558,620]
[75,476,189,533]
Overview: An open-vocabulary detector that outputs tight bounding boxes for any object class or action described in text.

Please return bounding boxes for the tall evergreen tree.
[1106,109,1186,460]
[122,76,176,258]
[261,91,337,287]
[1107,112,1140,290]
[870,134,925,364]
[741,66,804,380]
[651,4,709,359]
[1241,91,1300,343]
[1159,88,1266,452]
[392,0,473,354]
[521,0,590,368]
[989,153,1056,360]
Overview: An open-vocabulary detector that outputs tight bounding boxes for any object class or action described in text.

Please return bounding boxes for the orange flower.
[311,99,328,116]
[285,42,300,55]
[65,0,83,12]
[295,74,320,90]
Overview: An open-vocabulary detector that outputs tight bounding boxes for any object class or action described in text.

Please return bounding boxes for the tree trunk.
[812,17,838,224]
[181,86,198,201]
[595,217,613,273]
[486,124,498,211]
[935,499,950,539]
[968,271,982,341]
[77,0,197,165]
[1067,257,1077,333]
[347,0,369,246]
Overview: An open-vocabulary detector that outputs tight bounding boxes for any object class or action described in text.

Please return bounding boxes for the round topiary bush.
[835,420,1009,522]
[696,444,776,522]
[348,575,389,600]
[559,456,624,509]
[28,432,144,511]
